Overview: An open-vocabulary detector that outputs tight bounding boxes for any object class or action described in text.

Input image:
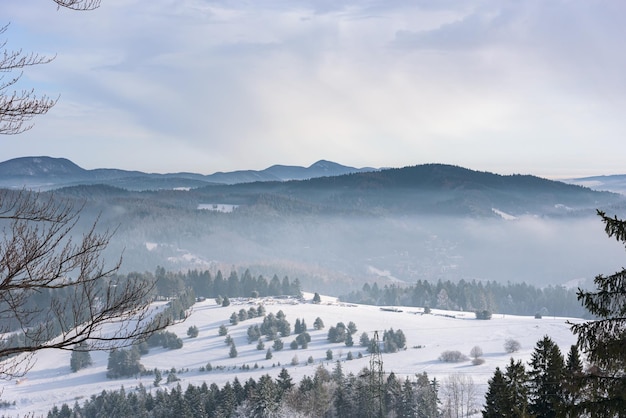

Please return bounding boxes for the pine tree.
[399,377,417,418]
[250,374,279,417]
[528,336,565,417]
[229,343,238,358]
[153,368,162,387]
[276,368,294,394]
[70,342,93,372]
[560,345,584,416]
[313,317,324,330]
[569,210,626,416]
[504,358,529,417]
[313,292,321,303]
[483,367,509,418]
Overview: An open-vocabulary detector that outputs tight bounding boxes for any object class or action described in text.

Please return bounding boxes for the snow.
[0,295,583,416]
[491,208,517,220]
[197,204,239,213]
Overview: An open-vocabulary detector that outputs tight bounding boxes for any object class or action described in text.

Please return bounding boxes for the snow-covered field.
[1,293,583,416]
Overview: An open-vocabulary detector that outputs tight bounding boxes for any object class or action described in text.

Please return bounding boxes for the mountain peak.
[0,156,85,178]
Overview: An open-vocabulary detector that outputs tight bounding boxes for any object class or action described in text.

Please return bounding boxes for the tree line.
[152,267,302,300]
[340,279,588,318]
[46,363,440,418]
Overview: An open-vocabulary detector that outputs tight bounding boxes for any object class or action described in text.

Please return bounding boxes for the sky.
[0,0,625,178]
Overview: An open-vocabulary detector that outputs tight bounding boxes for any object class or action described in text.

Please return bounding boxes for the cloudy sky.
[1,0,624,177]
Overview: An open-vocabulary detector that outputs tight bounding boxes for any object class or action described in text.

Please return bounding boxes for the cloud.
[1,0,625,176]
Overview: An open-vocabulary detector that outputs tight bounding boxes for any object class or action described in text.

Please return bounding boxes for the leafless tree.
[0,0,101,135]
[440,373,478,418]
[0,189,171,380]
[0,0,173,381]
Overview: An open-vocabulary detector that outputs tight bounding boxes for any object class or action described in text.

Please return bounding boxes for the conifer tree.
[399,377,417,418]
[276,368,294,394]
[528,336,565,417]
[70,342,93,372]
[482,367,509,418]
[569,210,626,416]
[504,358,529,417]
[250,374,279,417]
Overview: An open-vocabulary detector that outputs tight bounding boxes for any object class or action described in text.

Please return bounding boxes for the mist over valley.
[3,156,624,294]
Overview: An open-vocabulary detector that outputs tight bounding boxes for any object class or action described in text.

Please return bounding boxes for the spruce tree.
[504,358,529,417]
[569,210,626,416]
[528,336,565,417]
[399,377,417,418]
[70,342,92,372]
[276,368,294,394]
[483,367,509,418]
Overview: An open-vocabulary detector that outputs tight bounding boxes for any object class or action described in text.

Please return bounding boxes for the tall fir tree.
[70,342,93,372]
[569,209,626,417]
[527,336,566,418]
[483,367,510,418]
[504,358,530,417]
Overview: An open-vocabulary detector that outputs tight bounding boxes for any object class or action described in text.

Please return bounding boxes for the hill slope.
[1,296,582,416]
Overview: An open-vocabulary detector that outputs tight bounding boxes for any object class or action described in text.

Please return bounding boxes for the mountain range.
[0,156,377,190]
[1,155,625,292]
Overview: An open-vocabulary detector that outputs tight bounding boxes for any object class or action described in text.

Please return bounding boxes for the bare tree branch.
[0,190,172,380]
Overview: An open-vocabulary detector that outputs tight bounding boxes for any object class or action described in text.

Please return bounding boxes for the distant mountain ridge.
[0,156,377,190]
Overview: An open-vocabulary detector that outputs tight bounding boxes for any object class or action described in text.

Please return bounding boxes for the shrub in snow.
[504,338,521,353]
[439,350,468,363]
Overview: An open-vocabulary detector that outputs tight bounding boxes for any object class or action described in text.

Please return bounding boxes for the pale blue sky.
[1,0,625,178]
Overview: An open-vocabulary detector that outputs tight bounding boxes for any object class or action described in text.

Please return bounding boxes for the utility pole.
[369,330,385,418]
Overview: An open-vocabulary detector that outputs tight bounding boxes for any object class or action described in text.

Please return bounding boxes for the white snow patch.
[491,208,517,220]
[198,203,239,213]
[366,266,403,282]
[2,297,584,417]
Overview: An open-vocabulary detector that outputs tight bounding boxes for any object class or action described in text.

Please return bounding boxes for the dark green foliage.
[186,325,199,338]
[482,359,529,417]
[247,325,261,343]
[218,324,228,336]
[383,328,406,353]
[326,349,333,360]
[272,339,283,351]
[147,331,183,349]
[359,331,370,347]
[47,365,442,418]
[483,367,508,418]
[277,368,294,394]
[153,368,162,387]
[238,308,248,322]
[313,316,324,330]
[229,343,238,358]
[475,310,492,320]
[527,336,566,417]
[259,311,291,340]
[345,332,354,347]
[70,342,92,372]
[265,348,273,360]
[341,279,588,318]
[106,347,144,379]
[296,332,310,349]
[327,322,347,343]
[569,211,626,417]
[313,292,321,304]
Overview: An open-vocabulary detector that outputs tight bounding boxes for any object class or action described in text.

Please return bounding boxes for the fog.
[98,206,625,294]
